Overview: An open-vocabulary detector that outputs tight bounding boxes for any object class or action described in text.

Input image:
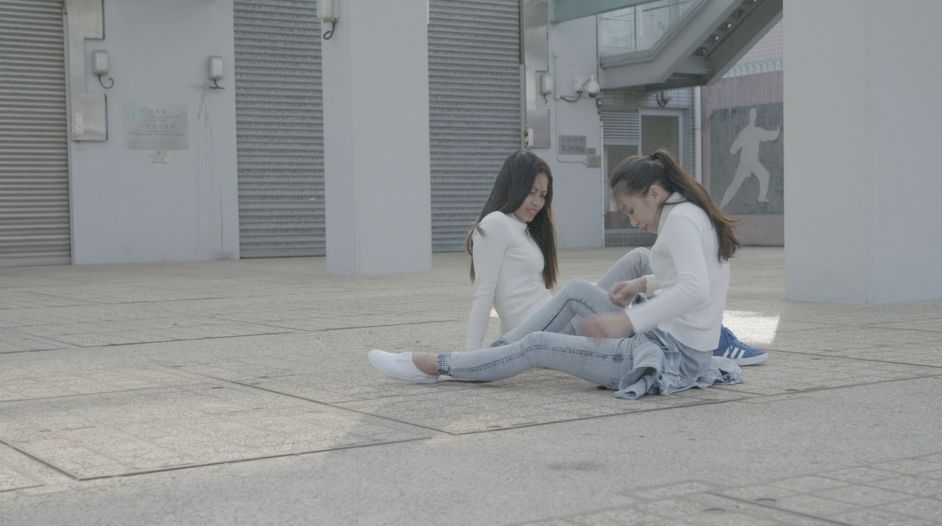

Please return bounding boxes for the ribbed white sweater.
[466,212,552,350]
[626,195,730,351]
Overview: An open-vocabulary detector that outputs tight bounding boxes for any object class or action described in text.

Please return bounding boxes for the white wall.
[533,16,604,249]
[784,0,942,303]
[69,0,238,264]
[322,0,431,275]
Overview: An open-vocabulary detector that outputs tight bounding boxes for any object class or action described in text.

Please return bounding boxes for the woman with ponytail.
[370,149,744,400]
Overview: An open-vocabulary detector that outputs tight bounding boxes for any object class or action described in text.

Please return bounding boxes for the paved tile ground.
[1,248,941,525]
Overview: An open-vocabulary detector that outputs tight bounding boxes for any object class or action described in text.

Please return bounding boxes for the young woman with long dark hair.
[463,150,558,351]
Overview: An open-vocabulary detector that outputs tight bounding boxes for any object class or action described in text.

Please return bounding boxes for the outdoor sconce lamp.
[92,50,114,89]
[208,56,224,89]
[317,0,337,39]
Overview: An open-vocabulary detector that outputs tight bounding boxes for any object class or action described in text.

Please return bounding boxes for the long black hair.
[610,149,740,260]
[466,151,558,289]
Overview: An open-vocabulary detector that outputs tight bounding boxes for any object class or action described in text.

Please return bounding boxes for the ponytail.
[610,149,740,260]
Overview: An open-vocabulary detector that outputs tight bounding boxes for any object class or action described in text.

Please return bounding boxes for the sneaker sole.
[737,353,768,366]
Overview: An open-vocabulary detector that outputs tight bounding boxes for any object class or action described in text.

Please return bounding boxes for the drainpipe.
[694,85,702,183]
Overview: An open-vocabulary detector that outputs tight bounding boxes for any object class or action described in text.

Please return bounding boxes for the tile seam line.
[0,439,78,481]
[0,382,215,405]
[705,491,854,526]
[761,348,942,369]
[364,372,942,436]
[0,348,69,356]
[165,373,942,438]
[72,437,434,482]
[4,319,463,350]
[724,372,942,398]
[504,490,852,526]
[166,368,454,436]
[49,331,297,349]
[0,483,45,495]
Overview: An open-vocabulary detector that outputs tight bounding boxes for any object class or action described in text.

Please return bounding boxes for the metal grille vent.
[234,0,325,257]
[0,0,70,266]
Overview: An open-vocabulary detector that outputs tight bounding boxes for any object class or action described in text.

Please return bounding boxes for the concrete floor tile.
[882,498,942,522]
[867,475,942,498]
[1,248,942,524]
[819,466,902,483]
[831,507,935,526]
[770,494,857,516]
[817,484,914,506]
[767,475,849,493]
[0,384,433,479]
[334,376,670,434]
[623,481,711,501]
[873,458,942,475]
[0,362,201,402]
[569,511,665,525]
[0,329,67,353]
[720,483,801,501]
[634,497,709,518]
[0,444,72,492]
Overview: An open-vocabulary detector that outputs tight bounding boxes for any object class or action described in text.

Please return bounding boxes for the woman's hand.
[579,313,634,340]
[608,277,646,307]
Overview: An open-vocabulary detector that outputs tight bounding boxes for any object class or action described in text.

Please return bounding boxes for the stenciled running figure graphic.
[721,107,781,208]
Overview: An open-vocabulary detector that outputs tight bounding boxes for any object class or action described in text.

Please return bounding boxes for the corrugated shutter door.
[600,107,640,146]
[234,0,324,257]
[0,0,70,267]
[429,0,522,252]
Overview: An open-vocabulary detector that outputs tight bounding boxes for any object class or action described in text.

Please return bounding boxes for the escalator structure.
[553,0,782,91]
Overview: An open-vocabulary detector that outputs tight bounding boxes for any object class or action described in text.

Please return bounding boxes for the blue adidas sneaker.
[714,326,768,366]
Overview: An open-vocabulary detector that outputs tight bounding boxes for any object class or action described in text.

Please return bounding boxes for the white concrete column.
[541,16,604,249]
[784,0,942,303]
[321,0,431,275]
[69,0,239,264]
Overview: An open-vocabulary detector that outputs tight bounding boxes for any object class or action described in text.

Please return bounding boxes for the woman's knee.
[507,331,560,370]
[519,331,552,350]
[560,278,595,297]
[625,247,651,265]
[514,332,544,367]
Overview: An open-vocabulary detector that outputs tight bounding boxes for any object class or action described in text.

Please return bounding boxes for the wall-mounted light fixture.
[208,56,224,90]
[539,73,553,103]
[92,50,114,89]
[317,0,337,40]
[655,90,671,108]
[67,0,107,141]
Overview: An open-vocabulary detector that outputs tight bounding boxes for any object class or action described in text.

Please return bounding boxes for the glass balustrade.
[598,0,703,58]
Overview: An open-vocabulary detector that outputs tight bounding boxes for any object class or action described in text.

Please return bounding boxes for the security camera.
[585,76,600,98]
[564,75,601,103]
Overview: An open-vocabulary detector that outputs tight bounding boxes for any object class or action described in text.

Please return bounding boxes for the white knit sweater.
[626,195,730,351]
[466,212,552,350]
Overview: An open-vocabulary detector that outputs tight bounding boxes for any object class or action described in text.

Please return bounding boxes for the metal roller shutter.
[0,0,70,267]
[429,0,522,252]
[234,0,324,257]
[600,107,640,146]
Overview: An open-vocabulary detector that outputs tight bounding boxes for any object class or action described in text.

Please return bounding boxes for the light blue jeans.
[436,247,667,391]
[436,328,721,397]
[439,331,639,390]
[491,247,652,345]
[595,247,652,292]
